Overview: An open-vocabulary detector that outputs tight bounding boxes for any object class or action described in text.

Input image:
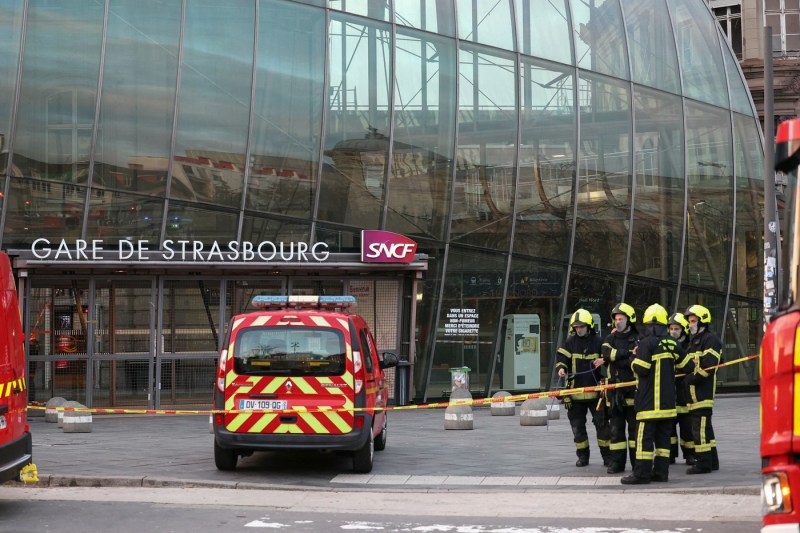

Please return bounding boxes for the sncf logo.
[361,230,418,263]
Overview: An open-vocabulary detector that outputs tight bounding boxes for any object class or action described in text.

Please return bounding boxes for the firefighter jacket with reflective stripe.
[686,328,722,411]
[601,327,641,399]
[556,333,603,401]
[631,332,680,420]
[673,335,693,412]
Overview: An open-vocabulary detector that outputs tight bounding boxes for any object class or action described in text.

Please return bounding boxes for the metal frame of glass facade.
[0,0,764,402]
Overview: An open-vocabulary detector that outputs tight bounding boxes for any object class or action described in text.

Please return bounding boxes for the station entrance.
[20,272,415,409]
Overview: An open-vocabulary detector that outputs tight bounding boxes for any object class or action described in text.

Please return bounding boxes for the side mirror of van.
[379,352,399,370]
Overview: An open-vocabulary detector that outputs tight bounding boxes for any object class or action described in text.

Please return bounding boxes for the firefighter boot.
[711,447,719,471]
[620,474,650,485]
[576,449,589,467]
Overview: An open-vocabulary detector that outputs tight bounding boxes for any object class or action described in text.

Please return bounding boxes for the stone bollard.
[490,391,515,416]
[449,388,472,404]
[45,397,67,423]
[546,401,561,420]
[58,401,82,429]
[444,403,473,430]
[62,402,92,433]
[519,398,548,426]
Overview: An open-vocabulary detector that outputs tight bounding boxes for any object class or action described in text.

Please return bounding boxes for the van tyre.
[353,429,374,473]
[214,441,238,471]
[374,414,387,451]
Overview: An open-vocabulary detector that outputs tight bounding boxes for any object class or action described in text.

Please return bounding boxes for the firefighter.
[600,303,641,474]
[556,309,611,467]
[621,304,679,485]
[668,312,696,465]
[684,304,722,474]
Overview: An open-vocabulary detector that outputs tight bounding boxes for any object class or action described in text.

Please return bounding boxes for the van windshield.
[233,326,346,376]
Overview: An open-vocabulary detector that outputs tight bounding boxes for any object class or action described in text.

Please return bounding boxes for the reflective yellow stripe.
[575,440,589,449]
[632,358,651,370]
[794,325,800,437]
[655,448,671,458]
[637,409,677,420]
[609,442,627,451]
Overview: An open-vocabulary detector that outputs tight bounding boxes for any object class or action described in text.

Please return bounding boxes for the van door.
[0,254,25,447]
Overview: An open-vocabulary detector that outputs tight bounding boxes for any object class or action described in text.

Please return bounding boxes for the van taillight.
[353,350,364,394]
[216,349,227,393]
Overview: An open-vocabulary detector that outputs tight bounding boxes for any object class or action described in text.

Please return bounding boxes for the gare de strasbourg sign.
[26,230,419,265]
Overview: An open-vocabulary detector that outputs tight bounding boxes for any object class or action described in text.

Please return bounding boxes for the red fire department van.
[0,251,32,483]
[212,295,398,473]
[762,118,800,531]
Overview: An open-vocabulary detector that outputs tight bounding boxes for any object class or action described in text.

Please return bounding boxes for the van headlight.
[763,472,793,514]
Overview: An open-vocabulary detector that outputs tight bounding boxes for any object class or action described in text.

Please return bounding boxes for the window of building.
[712,4,743,59]
[765,0,800,57]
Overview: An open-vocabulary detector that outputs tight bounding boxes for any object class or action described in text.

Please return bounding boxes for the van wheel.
[214,441,238,471]
[353,429,374,473]
[374,414,387,452]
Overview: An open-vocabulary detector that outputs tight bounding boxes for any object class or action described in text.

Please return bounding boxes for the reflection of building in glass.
[0,0,764,408]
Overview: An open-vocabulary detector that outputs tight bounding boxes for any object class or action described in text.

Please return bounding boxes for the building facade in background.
[0,0,763,408]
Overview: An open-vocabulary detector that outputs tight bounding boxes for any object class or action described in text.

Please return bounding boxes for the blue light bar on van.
[251,295,356,310]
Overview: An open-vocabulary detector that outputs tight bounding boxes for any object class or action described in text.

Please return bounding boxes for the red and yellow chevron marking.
[26,353,760,417]
[222,311,356,435]
[1,377,26,398]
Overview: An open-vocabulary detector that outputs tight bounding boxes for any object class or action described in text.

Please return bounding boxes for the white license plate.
[238,399,288,410]
[0,415,6,429]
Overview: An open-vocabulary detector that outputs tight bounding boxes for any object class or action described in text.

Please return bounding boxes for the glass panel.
[171,0,254,209]
[565,268,623,340]
[412,241,444,402]
[500,258,566,391]
[515,0,572,65]
[240,215,311,245]
[456,0,514,51]
[573,73,632,270]
[248,1,325,219]
[84,188,163,243]
[394,0,455,36]
[515,59,575,262]
[427,247,506,398]
[12,1,103,183]
[28,280,92,403]
[328,0,389,20]
[95,0,181,197]
[684,101,733,292]
[388,30,456,240]
[0,1,23,168]
[722,34,753,116]
[314,224,362,253]
[668,0,729,108]
[570,0,629,79]
[732,113,764,300]
[320,14,391,228]
[230,279,283,315]
[164,202,238,244]
[452,46,516,251]
[162,280,222,353]
[629,86,684,282]
[620,0,680,94]
[622,277,676,323]
[720,296,760,388]
[3,178,86,245]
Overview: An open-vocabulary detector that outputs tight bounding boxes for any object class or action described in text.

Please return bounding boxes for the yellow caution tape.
[26,353,759,417]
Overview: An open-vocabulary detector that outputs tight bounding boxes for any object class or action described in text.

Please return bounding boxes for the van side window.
[358,328,374,373]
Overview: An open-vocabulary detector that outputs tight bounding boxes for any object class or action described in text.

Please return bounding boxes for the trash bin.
[394,356,411,406]
[449,366,471,392]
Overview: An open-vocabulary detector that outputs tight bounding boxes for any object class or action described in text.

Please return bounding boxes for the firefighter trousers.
[567,399,610,463]
[633,418,674,480]
[690,409,719,471]
[608,404,637,469]
[670,411,694,462]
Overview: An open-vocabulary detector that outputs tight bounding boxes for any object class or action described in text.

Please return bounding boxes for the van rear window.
[233,326,346,376]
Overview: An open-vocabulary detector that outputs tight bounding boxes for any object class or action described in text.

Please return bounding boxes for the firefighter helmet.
[610,303,636,323]
[668,312,689,333]
[569,309,594,330]
[642,304,668,325]
[685,304,711,324]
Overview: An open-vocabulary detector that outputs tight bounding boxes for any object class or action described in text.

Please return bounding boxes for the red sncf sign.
[360,230,418,263]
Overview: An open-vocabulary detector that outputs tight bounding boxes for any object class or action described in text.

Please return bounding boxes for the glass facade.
[0,0,763,403]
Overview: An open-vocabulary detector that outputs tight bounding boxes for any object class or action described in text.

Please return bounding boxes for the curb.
[3,474,762,496]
